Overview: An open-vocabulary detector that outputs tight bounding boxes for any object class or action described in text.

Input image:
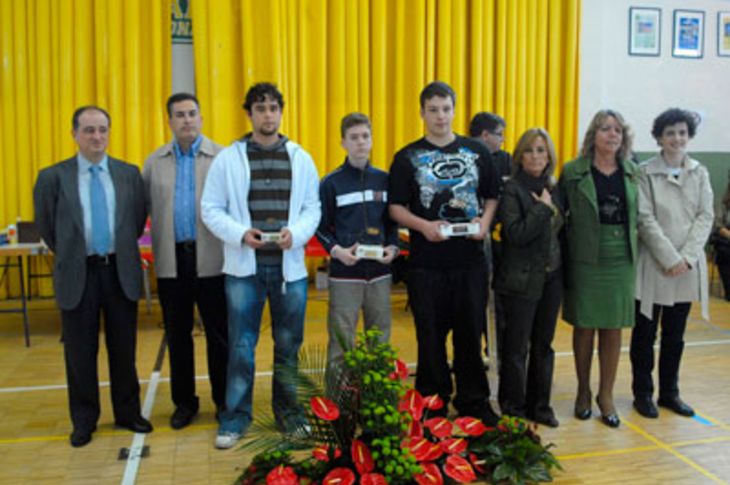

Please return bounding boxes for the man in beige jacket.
[143,93,228,429]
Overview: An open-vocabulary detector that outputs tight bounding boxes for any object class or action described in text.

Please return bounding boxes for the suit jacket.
[33,156,147,310]
[142,135,224,278]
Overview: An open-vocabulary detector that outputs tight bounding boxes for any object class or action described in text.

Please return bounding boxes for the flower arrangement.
[236,330,561,485]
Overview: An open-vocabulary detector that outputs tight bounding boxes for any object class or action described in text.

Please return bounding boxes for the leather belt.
[176,241,196,252]
[87,254,116,266]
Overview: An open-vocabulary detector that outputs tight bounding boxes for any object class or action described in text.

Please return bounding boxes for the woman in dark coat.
[494,128,564,427]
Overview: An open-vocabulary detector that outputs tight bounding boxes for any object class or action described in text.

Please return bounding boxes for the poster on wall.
[673,9,704,58]
[719,12,730,57]
[629,7,661,56]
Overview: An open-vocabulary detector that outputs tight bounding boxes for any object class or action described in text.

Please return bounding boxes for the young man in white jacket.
[201,83,321,449]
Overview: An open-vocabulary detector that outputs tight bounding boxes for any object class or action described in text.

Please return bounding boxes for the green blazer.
[558,156,639,265]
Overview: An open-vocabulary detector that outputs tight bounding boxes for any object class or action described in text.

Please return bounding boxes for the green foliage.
[469,416,563,485]
[235,332,562,485]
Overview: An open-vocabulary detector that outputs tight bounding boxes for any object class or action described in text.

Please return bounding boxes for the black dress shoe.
[170,406,198,429]
[70,428,94,447]
[115,416,153,433]
[633,396,659,418]
[574,394,592,420]
[479,405,501,427]
[658,396,695,417]
[596,396,620,428]
[600,413,621,428]
[529,412,559,428]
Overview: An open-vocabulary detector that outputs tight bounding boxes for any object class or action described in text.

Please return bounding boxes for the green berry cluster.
[343,329,418,484]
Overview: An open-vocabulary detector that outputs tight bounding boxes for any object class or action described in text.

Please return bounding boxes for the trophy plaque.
[439,222,480,238]
[355,244,384,260]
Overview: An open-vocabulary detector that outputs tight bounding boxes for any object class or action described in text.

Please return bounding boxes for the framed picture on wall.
[719,12,730,57]
[629,7,661,56]
[672,9,704,58]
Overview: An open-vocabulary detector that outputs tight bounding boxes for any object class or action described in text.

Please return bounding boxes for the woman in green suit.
[559,110,639,428]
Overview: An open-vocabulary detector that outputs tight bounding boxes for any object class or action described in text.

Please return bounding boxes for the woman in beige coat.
[631,108,714,420]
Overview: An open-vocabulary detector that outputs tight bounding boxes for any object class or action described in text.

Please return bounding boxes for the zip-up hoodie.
[201,139,321,282]
[316,159,398,281]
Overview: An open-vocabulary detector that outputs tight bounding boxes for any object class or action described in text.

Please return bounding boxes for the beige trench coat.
[635,155,714,320]
[142,135,224,278]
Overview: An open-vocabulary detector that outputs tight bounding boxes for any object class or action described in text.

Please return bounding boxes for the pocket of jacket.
[495,259,531,294]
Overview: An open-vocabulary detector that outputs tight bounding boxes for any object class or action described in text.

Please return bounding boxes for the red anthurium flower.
[422,394,444,411]
[399,389,425,421]
[424,417,453,438]
[454,417,488,437]
[266,465,299,485]
[439,437,467,454]
[414,463,444,485]
[423,442,444,461]
[407,437,433,461]
[322,467,355,485]
[389,359,409,380]
[468,453,486,474]
[351,439,375,474]
[360,473,388,485]
[311,396,340,421]
[407,418,424,438]
[313,444,342,462]
[443,455,476,483]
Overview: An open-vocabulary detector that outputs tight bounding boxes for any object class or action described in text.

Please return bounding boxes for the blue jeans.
[218,265,308,434]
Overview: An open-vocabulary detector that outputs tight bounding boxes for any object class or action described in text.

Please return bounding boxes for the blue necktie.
[89,165,111,255]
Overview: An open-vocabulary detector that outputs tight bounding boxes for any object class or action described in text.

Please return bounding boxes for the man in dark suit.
[33,106,153,447]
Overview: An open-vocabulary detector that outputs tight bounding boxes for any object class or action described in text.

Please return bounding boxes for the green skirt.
[563,225,636,329]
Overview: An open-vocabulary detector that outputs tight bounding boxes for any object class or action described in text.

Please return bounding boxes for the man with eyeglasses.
[469,112,512,182]
[469,112,513,367]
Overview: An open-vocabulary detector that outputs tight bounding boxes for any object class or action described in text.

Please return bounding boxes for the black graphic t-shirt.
[591,165,627,225]
[389,136,499,268]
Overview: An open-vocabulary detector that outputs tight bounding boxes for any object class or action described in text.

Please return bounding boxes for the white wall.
[579,0,730,152]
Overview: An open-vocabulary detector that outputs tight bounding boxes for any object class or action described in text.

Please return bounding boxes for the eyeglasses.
[489,130,504,139]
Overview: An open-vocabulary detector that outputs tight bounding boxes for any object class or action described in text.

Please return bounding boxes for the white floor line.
[2,338,729,395]
[120,369,161,485]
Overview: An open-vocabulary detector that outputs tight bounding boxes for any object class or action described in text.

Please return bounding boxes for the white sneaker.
[215,432,242,449]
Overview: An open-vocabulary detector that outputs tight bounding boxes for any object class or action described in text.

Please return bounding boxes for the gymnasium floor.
[0,282,728,484]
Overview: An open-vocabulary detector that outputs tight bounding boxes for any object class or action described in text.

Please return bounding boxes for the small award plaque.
[260,232,282,243]
[355,244,384,260]
[439,222,481,238]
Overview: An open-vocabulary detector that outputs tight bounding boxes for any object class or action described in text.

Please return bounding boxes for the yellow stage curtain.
[191,0,580,175]
[0,0,171,226]
[0,0,170,299]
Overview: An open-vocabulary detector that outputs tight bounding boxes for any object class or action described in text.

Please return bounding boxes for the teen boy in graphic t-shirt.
[388,81,500,425]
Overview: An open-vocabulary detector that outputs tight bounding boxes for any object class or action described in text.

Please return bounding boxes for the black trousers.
[498,268,562,417]
[407,265,490,416]
[630,300,691,400]
[61,260,140,432]
[716,249,730,301]
[157,243,228,410]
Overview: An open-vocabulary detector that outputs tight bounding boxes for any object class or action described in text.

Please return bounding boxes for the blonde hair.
[511,128,558,184]
[580,109,634,162]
